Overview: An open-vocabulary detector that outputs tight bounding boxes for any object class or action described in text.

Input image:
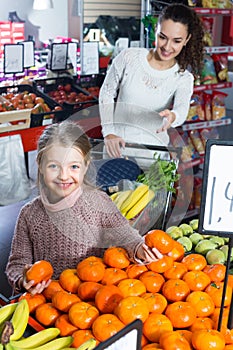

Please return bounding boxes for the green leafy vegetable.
[136,153,180,194]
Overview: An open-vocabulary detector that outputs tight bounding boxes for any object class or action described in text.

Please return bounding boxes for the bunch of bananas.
[0,300,96,350]
[111,184,155,220]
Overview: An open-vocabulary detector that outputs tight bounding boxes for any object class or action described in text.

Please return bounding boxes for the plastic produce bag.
[0,134,31,205]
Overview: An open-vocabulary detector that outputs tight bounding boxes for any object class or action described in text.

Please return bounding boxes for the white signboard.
[199,140,233,235]
[50,43,68,71]
[20,41,35,68]
[94,319,142,350]
[68,42,77,75]
[4,44,24,74]
[82,41,99,75]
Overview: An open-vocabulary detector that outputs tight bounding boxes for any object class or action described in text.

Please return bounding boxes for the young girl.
[99,3,205,159]
[6,121,162,295]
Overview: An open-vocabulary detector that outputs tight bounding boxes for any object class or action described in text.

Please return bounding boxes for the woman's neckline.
[146,49,177,71]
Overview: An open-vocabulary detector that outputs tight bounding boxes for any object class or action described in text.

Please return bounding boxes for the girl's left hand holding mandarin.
[136,243,163,263]
[19,264,51,295]
[156,110,176,133]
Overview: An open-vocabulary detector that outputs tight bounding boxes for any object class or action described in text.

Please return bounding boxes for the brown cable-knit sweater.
[6,187,144,293]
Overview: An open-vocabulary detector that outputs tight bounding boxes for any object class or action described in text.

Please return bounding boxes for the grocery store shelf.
[205,46,233,54]
[194,82,232,92]
[195,8,233,15]
[182,118,232,131]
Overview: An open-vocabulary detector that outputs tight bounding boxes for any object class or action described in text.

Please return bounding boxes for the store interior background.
[0,0,233,297]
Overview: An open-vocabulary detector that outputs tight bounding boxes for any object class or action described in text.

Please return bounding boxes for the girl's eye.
[71,164,80,170]
[48,164,57,169]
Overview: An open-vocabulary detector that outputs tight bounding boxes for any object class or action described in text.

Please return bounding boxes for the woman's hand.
[156,110,176,133]
[20,264,51,295]
[104,134,126,158]
[136,243,163,264]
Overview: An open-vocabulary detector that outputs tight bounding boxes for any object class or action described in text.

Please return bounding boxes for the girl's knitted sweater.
[6,187,144,293]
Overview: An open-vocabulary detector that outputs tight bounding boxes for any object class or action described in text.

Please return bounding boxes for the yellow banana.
[0,303,18,326]
[76,338,97,350]
[27,335,73,350]
[120,184,149,213]
[125,189,155,220]
[110,192,119,201]
[114,190,133,210]
[10,327,60,348]
[10,299,29,341]
[61,338,97,350]
[4,343,13,350]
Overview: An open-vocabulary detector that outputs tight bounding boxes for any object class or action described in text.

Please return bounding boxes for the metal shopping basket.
[89,140,181,235]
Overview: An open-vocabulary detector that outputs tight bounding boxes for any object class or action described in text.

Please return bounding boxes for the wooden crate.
[0,109,31,133]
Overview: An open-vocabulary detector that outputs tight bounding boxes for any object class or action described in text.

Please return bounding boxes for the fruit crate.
[0,84,69,128]
[34,76,98,114]
[0,293,9,306]
[0,107,31,133]
[76,74,106,98]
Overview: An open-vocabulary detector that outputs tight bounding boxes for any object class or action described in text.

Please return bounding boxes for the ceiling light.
[33,0,54,10]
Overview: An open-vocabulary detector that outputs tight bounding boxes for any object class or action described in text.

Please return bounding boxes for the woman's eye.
[159,34,166,40]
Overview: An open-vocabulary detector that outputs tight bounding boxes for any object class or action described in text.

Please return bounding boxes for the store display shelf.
[195,8,233,15]
[205,46,233,54]
[182,118,232,131]
[194,81,232,92]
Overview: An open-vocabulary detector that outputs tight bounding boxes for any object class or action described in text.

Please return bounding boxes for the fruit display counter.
[0,228,232,350]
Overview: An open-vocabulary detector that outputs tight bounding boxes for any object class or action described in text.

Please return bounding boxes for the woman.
[99,3,204,160]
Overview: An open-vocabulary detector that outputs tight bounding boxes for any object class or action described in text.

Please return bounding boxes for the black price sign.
[199,139,233,236]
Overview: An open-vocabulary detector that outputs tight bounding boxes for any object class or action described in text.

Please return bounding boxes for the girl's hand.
[156,110,176,133]
[136,243,163,264]
[104,134,126,158]
[20,264,51,295]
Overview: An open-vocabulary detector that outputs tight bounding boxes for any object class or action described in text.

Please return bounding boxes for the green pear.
[206,249,226,265]
[177,237,193,252]
[166,226,183,239]
[189,233,203,246]
[220,245,233,262]
[194,239,217,255]
[189,219,199,231]
[209,236,225,247]
[203,234,212,239]
[179,223,193,236]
